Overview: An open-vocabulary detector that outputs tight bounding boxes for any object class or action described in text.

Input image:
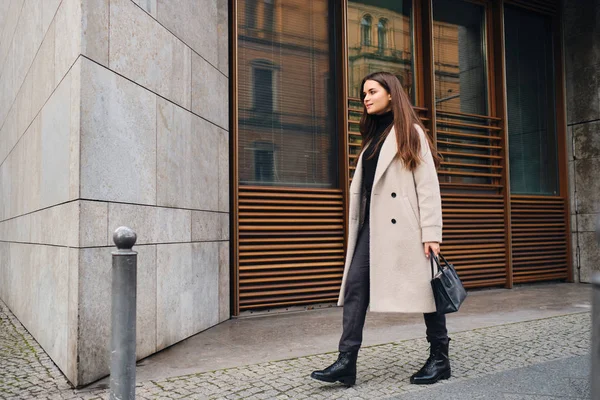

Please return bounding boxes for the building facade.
[0,0,598,387]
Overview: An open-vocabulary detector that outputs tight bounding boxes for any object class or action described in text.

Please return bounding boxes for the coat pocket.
[402,196,420,230]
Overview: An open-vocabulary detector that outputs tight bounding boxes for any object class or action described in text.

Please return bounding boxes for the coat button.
[391,219,396,224]
[391,192,397,198]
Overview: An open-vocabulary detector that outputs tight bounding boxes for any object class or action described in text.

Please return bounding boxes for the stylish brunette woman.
[310,72,449,386]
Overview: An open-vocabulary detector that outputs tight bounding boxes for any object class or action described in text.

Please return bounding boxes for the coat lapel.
[372,127,397,191]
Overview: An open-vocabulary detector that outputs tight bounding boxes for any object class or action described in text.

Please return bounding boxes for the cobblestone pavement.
[0,299,591,399]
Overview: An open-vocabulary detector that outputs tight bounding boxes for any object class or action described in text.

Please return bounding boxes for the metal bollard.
[594,216,600,398]
[109,227,137,400]
[593,273,600,398]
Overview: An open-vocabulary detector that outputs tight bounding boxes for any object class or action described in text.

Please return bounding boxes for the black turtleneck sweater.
[362,111,394,199]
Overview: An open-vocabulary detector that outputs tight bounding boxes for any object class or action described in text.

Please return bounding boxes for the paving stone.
[0,298,592,399]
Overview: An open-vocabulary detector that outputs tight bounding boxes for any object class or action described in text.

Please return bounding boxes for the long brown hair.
[359,72,441,171]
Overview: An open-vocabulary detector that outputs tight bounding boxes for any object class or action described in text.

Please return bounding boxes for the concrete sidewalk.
[0,282,594,399]
[106,282,593,385]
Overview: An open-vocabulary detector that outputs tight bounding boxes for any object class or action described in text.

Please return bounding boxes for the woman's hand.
[424,242,440,259]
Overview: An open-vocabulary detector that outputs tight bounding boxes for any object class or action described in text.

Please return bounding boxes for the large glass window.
[505,6,558,195]
[237,0,339,187]
[433,0,487,115]
[347,1,415,102]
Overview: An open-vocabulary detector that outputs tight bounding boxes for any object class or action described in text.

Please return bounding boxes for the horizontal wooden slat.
[437,130,502,141]
[510,195,568,283]
[437,119,502,131]
[438,140,502,151]
[436,110,502,121]
[238,187,346,311]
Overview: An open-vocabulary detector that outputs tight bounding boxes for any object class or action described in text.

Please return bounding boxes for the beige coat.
[337,124,443,313]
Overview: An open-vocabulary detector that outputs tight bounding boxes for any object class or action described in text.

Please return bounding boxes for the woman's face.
[363,80,391,115]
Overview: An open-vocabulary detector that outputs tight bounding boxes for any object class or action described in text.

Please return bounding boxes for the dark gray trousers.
[338,219,448,352]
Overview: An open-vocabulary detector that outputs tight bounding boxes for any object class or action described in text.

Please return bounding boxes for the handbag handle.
[430,250,451,279]
[430,250,440,279]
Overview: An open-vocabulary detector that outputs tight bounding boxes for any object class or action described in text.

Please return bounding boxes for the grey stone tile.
[11,0,43,93]
[32,245,70,372]
[80,200,109,247]
[192,240,220,330]
[0,100,18,166]
[568,160,575,215]
[191,52,228,130]
[29,201,79,247]
[80,58,157,205]
[0,211,30,244]
[0,0,25,75]
[107,203,192,245]
[217,0,228,76]
[0,241,10,301]
[42,0,61,34]
[574,158,600,214]
[136,245,157,360]
[218,241,230,322]
[69,59,82,200]
[0,51,15,129]
[110,0,191,109]
[218,127,229,212]
[67,247,79,383]
[15,66,33,138]
[191,210,222,241]
[578,231,600,283]
[135,0,157,18]
[54,0,81,85]
[31,20,56,119]
[21,115,42,216]
[571,232,578,282]
[40,69,73,209]
[192,116,220,211]
[0,1,10,29]
[573,120,600,160]
[566,67,600,125]
[156,100,220,211]
[157,0,219,67]
[576,213,600,232]
[156,242,219,350]
[82,0,109,66]
[76,247,111,385]
[156,98,194,208]
[7,244,70,376]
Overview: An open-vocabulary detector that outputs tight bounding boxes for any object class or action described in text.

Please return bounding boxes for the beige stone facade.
[0,0,229,386]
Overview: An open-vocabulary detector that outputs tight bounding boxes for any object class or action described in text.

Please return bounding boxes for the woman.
[310,72,449,386]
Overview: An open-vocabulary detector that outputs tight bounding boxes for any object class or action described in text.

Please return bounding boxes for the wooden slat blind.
[347,98,429,182]
[510,195,569,282]
[238,186,345,311]
[442,193,507,287]
[436,111,508,288]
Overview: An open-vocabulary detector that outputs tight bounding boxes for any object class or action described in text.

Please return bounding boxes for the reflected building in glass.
[237,0,338,188]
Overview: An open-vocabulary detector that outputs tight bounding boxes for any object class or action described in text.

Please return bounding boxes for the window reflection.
[237,0,338,187]
[433,0,487,115]
[347,1,414,102]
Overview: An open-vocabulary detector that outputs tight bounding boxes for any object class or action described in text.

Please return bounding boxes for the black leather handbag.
[430,251,467,314]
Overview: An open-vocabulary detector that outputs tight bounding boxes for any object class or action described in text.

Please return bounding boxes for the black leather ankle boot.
[310,351,358,386]
[410,339,451,385]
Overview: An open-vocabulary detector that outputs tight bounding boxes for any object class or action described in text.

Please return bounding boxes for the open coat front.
[337,124,443,313]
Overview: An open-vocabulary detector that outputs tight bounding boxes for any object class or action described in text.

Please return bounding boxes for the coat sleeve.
[413,124,443,243]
